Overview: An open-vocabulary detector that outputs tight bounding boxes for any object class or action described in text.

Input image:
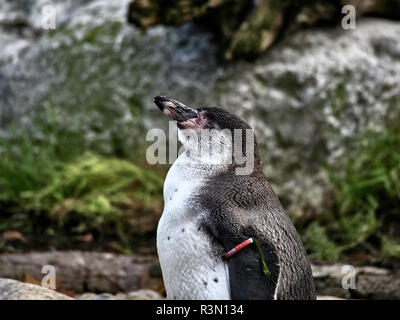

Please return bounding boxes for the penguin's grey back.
[196,166,316,300]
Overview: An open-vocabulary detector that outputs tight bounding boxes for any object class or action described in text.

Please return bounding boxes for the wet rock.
[0,278,72,300]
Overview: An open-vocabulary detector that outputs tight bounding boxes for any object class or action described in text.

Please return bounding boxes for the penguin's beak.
[153,96,198,124]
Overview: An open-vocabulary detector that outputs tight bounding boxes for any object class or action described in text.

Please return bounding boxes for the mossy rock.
[226,0,283,60]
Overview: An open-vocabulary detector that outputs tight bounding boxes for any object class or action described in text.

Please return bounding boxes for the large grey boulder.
[213,18,400,215]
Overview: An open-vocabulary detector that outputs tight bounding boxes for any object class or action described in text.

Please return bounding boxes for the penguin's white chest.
[156,155,230,300]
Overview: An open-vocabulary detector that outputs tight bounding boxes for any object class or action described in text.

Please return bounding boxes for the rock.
[127,0,400,59]
[115,289,163,300]
[0,0,219,156]
[0,277,162,300]
[128,0,285,60]
[312,263,400,299]
[214,18,400,217]
[356,272,400,299]
[127,0,228,28]
[0,251,158,294]
[317,295,344,300]
[71,289,163,300]
[0,278,72,300]
[343,0,400,20]
[312,264,353,299]
[226,0,284,60]
[76,293,118,300]
[1,231,28,245]
[140,265,166,296]
[3,255,400,299]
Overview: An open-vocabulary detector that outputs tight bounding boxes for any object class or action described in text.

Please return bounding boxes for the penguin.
[153,95,316,300]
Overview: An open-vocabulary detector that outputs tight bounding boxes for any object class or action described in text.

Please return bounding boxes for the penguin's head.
[153,95,260,174]
[153,95,251,131]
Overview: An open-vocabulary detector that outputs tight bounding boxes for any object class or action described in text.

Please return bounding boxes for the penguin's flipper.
[212,218,281,300]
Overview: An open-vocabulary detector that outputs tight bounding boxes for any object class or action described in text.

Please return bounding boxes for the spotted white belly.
[156,153,230,300]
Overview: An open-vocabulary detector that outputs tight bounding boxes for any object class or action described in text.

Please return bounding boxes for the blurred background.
[0,0,399,300]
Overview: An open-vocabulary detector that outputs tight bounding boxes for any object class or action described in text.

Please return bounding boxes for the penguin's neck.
[164,151,227,204]
[176,128,261,175]
[177,128,234,167]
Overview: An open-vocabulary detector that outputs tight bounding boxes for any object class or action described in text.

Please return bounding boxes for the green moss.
[82,21,123,44]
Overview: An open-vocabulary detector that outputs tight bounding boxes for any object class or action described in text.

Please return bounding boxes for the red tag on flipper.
[224,238,254,259]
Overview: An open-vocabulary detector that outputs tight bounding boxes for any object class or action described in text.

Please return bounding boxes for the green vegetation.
[301,119,400,264]
[0,105,164,253]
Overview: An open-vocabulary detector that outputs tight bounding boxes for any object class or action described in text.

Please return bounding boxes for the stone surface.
[0,278,72,300]
[127,0,400,59]
[127,0,288,60]
[214,18,400,216]
[0,0,219,156]
[0,251,158,294]
[0,277,162,300]
[317,295,344,300]
[312,263,400,299]
[76,289,163,300]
